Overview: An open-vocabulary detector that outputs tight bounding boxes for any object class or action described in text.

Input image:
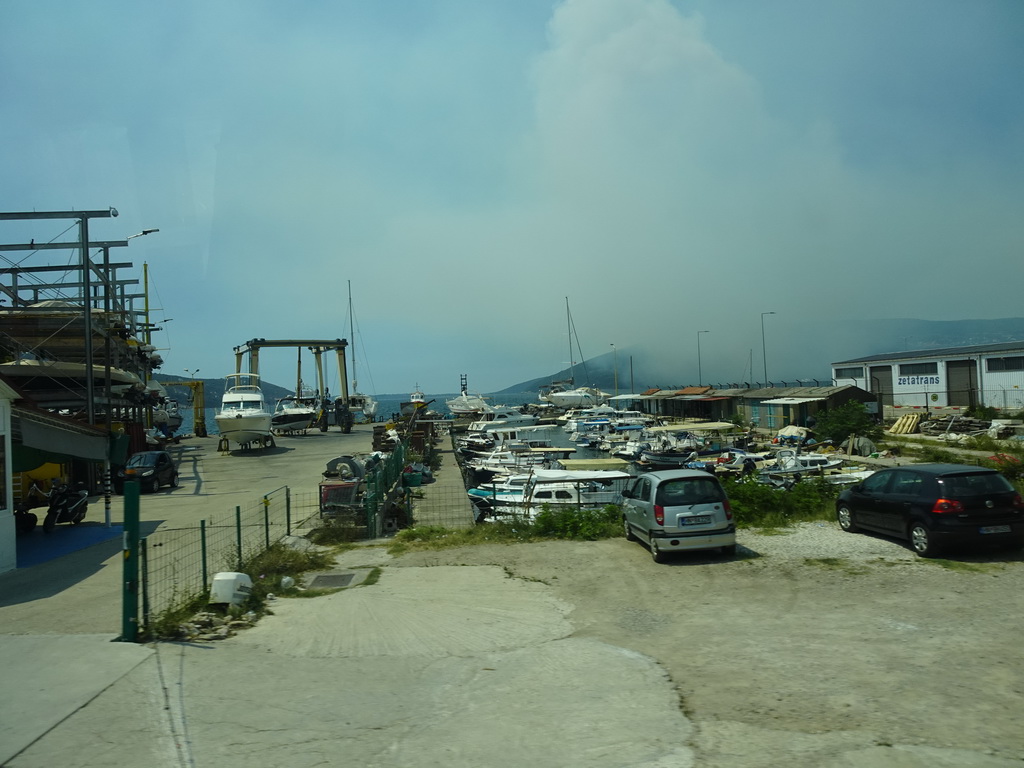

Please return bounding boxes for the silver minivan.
[621,469,736,562]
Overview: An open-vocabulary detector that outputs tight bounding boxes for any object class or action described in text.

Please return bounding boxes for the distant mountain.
[497,317,1024,394]
[155,374,293,406]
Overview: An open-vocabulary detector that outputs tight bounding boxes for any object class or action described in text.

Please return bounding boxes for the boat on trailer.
[215,372,275,450]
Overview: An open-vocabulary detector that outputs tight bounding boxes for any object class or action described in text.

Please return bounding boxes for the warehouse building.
[832,341,1024,415]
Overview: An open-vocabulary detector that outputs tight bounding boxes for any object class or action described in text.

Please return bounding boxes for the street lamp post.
[697,330,709,386]
[185,368,199,380]
[610,344,618,396]
[761,311,776,386]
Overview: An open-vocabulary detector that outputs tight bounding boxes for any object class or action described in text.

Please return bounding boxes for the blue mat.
[16,523,124,568]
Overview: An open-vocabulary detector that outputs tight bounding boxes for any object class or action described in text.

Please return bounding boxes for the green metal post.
[120,481,140,642]
[200,519,208,592]
[263,495,270,549]
[285,487,292,535]
[140,537,150,635]
[235,505,243,570]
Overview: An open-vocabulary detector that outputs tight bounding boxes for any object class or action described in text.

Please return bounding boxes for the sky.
[2,0,1022,396]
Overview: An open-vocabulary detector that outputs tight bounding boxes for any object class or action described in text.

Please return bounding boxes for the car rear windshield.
[656,478,725,506]
[939,472,1014,497]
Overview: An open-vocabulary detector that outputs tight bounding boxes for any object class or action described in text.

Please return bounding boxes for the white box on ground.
[209,572,253,606]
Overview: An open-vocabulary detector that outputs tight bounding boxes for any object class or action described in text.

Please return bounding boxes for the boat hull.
[215,413,274,446]
[272,409,315,433]
[542,388,607,408]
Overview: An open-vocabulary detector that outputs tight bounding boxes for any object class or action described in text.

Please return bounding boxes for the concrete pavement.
[0,423,697,768]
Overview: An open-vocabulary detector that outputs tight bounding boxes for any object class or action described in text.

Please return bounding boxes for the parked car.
[115,450,179,493]
[621,469,736,563]
[836,464,1024,557]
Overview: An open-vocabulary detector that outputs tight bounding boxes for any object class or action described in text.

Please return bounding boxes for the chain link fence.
[136,446,410,632]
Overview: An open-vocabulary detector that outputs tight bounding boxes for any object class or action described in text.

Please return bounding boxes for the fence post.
[200,519,208,592]
[236,505,243,570]
[140,537,150,635]
[285,487,292,535]
[263,495,271,549]
[120,481,141,642]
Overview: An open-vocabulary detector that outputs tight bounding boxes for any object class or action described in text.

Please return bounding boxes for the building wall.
[834,351,1024,413]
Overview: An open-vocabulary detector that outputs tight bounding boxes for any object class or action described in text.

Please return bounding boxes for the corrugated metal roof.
[833,340,1024,366]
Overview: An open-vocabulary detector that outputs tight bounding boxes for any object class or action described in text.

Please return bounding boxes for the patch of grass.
[308,518,367,546]
[387,505,624,554]
[918,558,1003,573]
[803,557,869,575]
[360,566,383,586]
[289,587,344,598]
[142,591,209,641]
[240,542,337,608]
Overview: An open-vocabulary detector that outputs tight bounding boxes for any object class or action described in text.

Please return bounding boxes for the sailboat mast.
[348,280,358,392]
[295,347,302,396]
[565,296,574,385]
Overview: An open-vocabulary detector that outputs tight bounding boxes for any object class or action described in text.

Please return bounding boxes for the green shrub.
[532,504,622,540]
[813,401,882,444]
[721,476,838,529]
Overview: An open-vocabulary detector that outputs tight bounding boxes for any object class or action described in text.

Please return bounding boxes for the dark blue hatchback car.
[836,464,1024,557]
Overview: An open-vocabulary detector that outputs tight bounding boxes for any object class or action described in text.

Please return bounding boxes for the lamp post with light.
[761,311,776,386]
[696,330,709,386]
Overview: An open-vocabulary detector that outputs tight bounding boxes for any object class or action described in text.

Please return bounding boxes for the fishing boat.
[214,373,275,449]
[400,385,428,416]
[344,281,378,423]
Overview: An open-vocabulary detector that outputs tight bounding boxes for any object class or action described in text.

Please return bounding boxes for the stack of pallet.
[887,413,921,435]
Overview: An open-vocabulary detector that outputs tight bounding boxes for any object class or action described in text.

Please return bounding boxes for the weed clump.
[720,476,839,529]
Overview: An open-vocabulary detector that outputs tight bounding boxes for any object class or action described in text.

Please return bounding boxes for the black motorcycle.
[43,482,89,533]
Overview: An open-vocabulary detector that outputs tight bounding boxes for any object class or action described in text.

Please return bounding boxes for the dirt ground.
[392,524,1024,767]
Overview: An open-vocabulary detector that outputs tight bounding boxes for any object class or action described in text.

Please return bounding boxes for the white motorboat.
[470,468,633,522]
[762,448,845,476]
[465,442,575,478]
[214,373,274,448]
[272,394,317,434]
[542,385,609,409]
[466,403,538,432]
[0,357,145,398]
[456,424,557,455]
[446,375,489,417]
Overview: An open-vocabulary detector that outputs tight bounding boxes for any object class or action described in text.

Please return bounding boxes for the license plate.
[980,525,1011,534]
[681,515,712,526]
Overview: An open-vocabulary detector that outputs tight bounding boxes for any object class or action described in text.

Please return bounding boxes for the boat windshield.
[222,399,260,411]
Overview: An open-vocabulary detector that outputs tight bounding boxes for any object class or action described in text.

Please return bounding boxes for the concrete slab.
[0,634,152,765]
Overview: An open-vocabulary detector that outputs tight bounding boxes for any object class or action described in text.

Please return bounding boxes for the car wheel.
[147,477,160,494]
[650,538,668,564]
[624,517,637,542]
[836,504,860,533]
[909,522,941,557]
[170,473,179,488]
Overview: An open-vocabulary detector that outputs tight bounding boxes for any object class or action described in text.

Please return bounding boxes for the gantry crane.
[164,379,207,437]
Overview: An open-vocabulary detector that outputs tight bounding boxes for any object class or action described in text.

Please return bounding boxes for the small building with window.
[832,341,1024,415]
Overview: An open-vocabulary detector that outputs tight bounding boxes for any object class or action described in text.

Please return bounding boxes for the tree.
[813,401,881,445]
